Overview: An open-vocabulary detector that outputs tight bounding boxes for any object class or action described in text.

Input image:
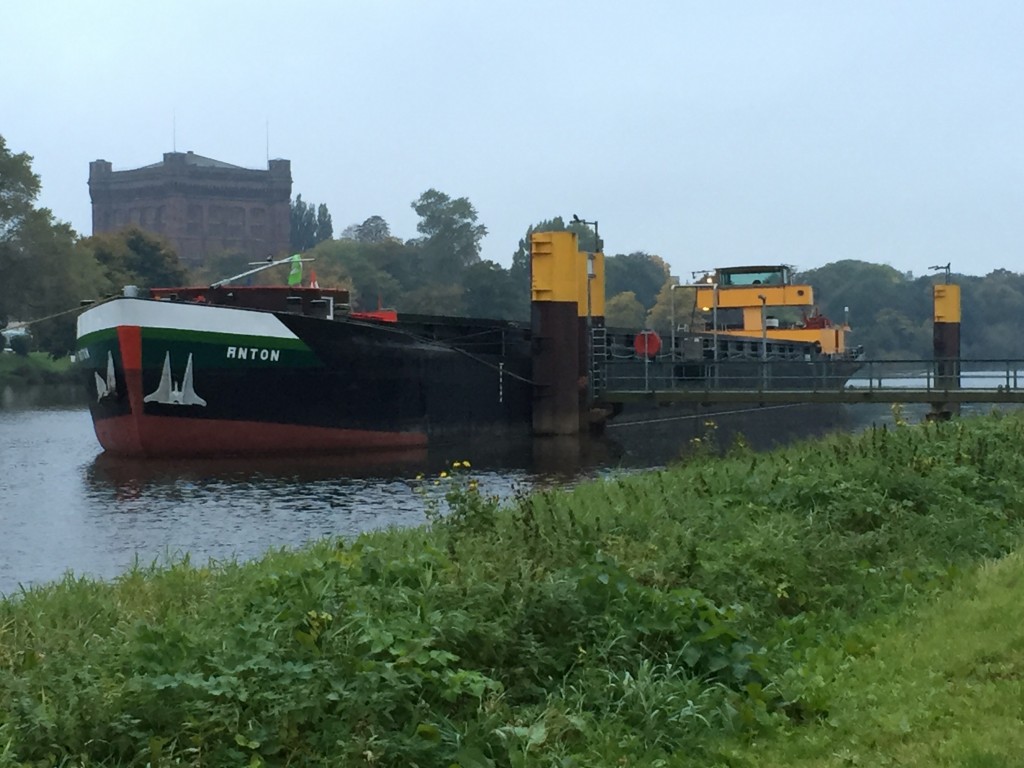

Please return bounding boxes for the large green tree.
[799,260,927,359]
[290,195,333,251]
[9,214,103,356]
[0,136,44,329]
[605,291,647,329]
[0,137,39,241]
[567,217,600,253]
[315,203,333,243]
[0,136,108,356]
[401,282,465,315]
[794,260,1024,360]
[462,260,518,319]
[84,227,189,291]
[646,281,697,334]
[290,195,316,251]
[411,189,487,278]
[957,270,1024,359]
[344,215,391,244]
[605,252,670,311]
[307,238,403,311]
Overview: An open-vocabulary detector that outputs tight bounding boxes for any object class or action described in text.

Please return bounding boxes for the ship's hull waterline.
[76,298,533,458]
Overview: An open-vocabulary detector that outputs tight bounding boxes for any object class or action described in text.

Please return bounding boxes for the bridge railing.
[597,357,1024,394]
[848,359,1024,392]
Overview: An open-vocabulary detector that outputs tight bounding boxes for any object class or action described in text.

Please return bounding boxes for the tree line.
[2,133,1021,362]
[799,260,1024,360]
[284,204,680,325]
[290,201,1024,363]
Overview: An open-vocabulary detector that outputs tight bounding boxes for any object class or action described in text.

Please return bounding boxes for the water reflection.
[79,450,441,578]
[0,397,857,596]
[0,382,83,410]
[83,435,627,494]
[1,406,642,594]
[87,448,432,492]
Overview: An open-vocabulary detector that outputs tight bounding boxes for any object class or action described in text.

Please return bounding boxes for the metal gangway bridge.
[593,357,1024,406]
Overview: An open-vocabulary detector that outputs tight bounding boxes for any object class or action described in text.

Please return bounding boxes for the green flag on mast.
[287,254,303,286]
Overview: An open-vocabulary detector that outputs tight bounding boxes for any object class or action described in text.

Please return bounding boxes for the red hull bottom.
[93,413,428,458]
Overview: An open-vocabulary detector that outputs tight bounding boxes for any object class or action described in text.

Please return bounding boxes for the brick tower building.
[88,151,292,269]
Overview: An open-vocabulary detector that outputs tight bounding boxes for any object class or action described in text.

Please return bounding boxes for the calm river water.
[0,401,605,596]
[0,384,928,596]
[0,389,684,595]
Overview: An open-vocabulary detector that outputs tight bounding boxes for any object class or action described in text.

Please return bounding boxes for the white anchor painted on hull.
[144,352,207,406]
[94,351,117,401]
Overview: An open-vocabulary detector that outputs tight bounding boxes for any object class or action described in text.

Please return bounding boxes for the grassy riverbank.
[723,547,1024,767]
[0,351,75,388]
[2,414,1024,766]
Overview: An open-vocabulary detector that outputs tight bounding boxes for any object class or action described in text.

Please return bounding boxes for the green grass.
[720,548,1024,767]
[2,414,1024,766]
[0,350,74,387]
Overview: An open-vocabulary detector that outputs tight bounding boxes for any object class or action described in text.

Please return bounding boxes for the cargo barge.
[75,239,861,457]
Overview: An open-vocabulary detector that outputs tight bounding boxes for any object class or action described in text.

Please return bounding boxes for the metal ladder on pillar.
[590,326,608,395]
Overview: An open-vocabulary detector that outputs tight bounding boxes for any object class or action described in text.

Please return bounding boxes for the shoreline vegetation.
[0,351,77,389]
[2,415,1024,765]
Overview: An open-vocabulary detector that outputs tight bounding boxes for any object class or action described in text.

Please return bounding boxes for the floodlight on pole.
[572,213,600,404]
[758,294,768,360]
[669,278,681,359]
[929,263,952,283]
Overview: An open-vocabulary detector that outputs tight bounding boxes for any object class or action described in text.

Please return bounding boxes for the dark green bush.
[9,333,30,356]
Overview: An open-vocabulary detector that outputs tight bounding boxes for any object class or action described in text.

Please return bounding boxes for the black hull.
[76,299,534,456]
[275,313,533,437]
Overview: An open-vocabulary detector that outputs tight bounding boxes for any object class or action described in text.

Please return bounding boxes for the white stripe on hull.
[77,297,298,340]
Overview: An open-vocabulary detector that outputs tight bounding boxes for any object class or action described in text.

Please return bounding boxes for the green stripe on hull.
[142,328,320,369]
[77,328,118,349]
[74,333,122,375]
[76,327,320,369]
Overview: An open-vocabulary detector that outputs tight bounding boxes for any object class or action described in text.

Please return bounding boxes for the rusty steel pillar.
[930,281,961,420]
[531,301,581,435]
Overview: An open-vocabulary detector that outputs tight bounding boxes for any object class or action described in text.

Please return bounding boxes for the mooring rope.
[5,298,113,332]
[605,402,808,428]
[342,315,538,385]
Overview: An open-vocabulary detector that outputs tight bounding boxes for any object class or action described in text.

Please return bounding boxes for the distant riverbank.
[0,353,83,409]
[0,351,77,388]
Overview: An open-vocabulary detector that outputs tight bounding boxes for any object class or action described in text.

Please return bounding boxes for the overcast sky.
[4,1,1023,278]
